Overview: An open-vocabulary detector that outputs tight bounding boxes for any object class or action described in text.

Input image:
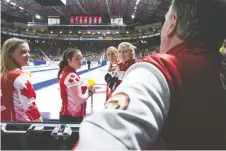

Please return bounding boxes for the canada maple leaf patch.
[70,74,76,78]
[68,78,74,83]
[68,74,79,83]
[20,80,36,99]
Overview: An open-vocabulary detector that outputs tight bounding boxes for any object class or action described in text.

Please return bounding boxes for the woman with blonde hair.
[105,46,119,101]
[112,42,136,89]
[1,37,42,122]
[106,46,119,72]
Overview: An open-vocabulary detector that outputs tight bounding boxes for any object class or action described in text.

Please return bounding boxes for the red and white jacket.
[59,66,87,117]
[1,70,41,122]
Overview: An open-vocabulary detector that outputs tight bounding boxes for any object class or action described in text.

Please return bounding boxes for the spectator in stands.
[57,48,95,123]
[75,0,226,150]
[1,38,42,122]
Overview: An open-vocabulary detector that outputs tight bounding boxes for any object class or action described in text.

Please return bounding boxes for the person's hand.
[87,86,96,96]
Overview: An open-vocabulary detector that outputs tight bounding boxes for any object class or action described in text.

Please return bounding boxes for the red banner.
[70,16,74,24]
[93,16,97,24]
[70,15,102,25]
[79,16,83,24]
[98,16,102,24]
[75,16,79,24]
[88,16,93,24]
[84,16,88,24]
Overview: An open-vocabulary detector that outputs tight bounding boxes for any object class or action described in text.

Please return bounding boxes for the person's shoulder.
[8,69,23,76]
[142,53,175,64]
[3,69,24,82]
[64,72,80,86]
[13,71,31,89]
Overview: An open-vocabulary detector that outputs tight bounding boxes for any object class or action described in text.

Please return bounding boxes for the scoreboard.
[70,15,102,25]
[48,16,60,25]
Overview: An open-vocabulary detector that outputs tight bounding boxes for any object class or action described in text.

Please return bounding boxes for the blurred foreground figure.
[75,0,226,150]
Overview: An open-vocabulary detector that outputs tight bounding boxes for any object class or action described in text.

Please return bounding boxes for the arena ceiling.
[1,0,172,25]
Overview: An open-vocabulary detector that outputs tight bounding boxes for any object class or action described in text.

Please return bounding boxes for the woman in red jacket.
[1,38,42,122]
[58,48,95,123]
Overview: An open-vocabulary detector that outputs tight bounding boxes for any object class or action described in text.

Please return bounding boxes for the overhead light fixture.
[6,0,10,3]
[133,0,140,18]
[10,2,16,6]
[19,6,24,10]
[35,14,41,19]
[97,32,100,34]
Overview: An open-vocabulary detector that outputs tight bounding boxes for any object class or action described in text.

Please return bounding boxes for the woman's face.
[11,42,30,67]
[68,52,83,69]
[118,46,133,62]
[107,52,118,63]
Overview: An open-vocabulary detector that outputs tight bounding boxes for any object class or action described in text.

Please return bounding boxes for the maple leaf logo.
[75,77,79,82]
[70,74,76,78]
[20,81,36,99]
[68,78,74,83]
[28,102,36,110]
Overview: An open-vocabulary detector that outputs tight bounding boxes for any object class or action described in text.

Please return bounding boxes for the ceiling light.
[35,14,41,19]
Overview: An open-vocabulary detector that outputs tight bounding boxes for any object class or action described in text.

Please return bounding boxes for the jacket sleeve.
[64,73,81,88]
[14,73,41,120]
[75,62,170,150]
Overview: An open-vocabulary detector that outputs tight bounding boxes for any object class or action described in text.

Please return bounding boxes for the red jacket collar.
[167,41,207,54]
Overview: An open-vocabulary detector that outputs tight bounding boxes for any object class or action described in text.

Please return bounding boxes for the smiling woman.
[1,37,43,122]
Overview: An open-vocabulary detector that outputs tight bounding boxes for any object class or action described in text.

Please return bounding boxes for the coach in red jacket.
[75,0,226,150]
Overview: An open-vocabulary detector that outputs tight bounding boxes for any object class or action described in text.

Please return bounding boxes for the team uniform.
[75,42,226,150]
[106,59,136,101]
[59,66,87,122]
[1,70,41,122]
